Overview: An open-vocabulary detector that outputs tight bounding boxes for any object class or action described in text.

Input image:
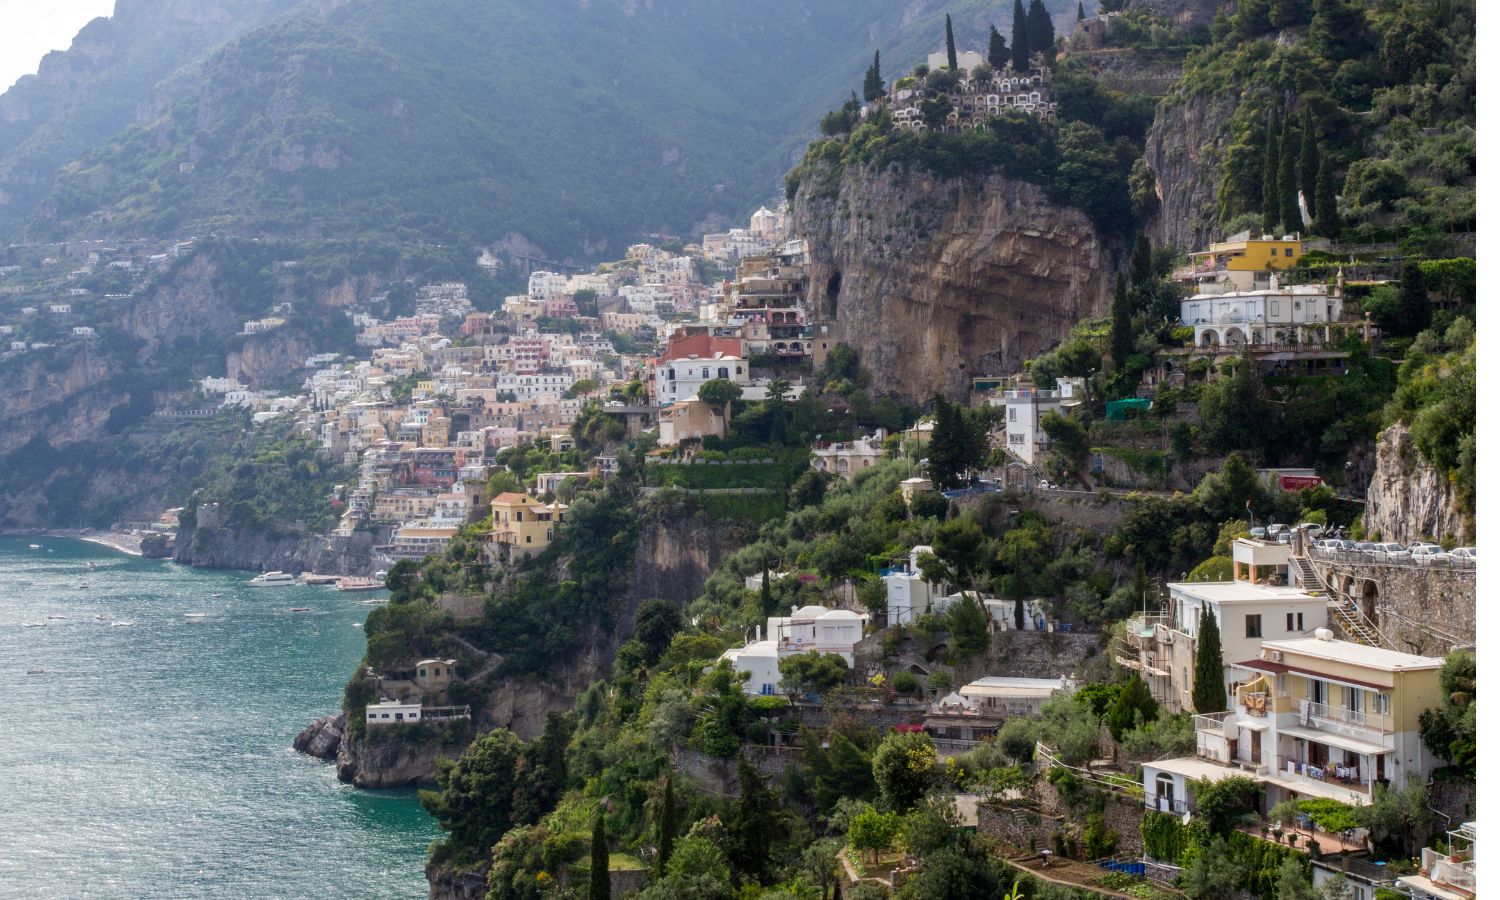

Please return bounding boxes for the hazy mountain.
[4,0,1078,259]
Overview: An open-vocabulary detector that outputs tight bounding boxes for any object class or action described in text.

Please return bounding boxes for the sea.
[0,537,439,899]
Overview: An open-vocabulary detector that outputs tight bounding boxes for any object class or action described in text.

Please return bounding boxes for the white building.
[1180,280,1344,349]
[721,640,782,696]
[883,545,949,626]
[811,432,887,480]
[993,376,1084,465]
[720,604,871,695]
[365,698,423,725]
[652,352,750,406]
[927,48,985,73]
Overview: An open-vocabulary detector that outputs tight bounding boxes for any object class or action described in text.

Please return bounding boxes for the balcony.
[1301,699,1393,735]
[1420,847,1477,894]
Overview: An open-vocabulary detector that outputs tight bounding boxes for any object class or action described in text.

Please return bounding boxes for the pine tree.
[1298,106,1319,218]
[590,814,611,900]
[1078,1,1087,23]
[988,24,1009,70]
[1278,115,1301,232]
[1129,233,1153,290]
[945,14,959,71]
[1192,607,1227,713]
[1027,0,1056,62]
[1261,116,1281,233]
[759,559,774,615]
[1393,259,1432,337]
[1011,0,1030,72]
[1313,153,1339,236]
[1268,0,1312,28]
[1110,274,1134,368]
[928,396,972,490]
[862,50,885,102]
[728,757,779,881]
[655,776,677,878]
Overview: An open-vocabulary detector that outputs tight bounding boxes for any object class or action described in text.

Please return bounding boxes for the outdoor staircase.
[1328,596,1385,647]
[1291,555,1324,593]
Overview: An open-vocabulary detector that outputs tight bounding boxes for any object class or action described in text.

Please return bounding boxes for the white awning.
[1237,720,1269,732]
[1279,725,1391,756]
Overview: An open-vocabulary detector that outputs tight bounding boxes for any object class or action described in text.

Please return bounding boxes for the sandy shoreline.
[3,530,146,557]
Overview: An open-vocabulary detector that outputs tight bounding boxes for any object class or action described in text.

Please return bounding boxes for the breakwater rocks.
[292,712,345,760]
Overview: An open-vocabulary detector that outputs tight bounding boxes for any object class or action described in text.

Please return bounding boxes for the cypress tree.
[1192,607,1227,713]
[759,559,774,615]
[1313,152,1339,236]
[945,14,959,71]
[1130,233,1153,290]
[1298,106,1319,212]
[1027,0,1056,62]
[1278,115,1301,232]
[1078,1,1087,23]
[655,776,677,877]
[862,50,885,102]
[1011,0,1030,72]
[728,757,778,881]
[1394,259,1431,336]
[1260,116,1280,233]
[988,24,1009,70]
[1110,274,1134,368]
[590,814,611,900]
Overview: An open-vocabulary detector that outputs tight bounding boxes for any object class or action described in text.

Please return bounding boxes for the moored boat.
[248,571,297,587]
[334,576,386,593]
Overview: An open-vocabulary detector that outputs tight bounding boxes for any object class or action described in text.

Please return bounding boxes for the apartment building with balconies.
[1118,538,1328,713]
[1144,633,1444,815]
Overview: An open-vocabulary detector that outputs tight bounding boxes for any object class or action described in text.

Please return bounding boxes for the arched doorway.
[1360,579,1379,623]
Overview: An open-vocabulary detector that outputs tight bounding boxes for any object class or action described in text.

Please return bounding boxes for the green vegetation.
[1190,607,1227,714]
[1383,316,1475,522]
[1418,650,1475,779]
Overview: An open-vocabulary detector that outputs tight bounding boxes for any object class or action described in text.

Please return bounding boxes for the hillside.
[0,0,304,231]
[10,0,1082,260]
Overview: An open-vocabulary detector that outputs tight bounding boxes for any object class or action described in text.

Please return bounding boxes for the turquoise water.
[0,537,439,899]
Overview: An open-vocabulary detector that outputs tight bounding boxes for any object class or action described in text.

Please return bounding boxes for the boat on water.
[28,543,40,549]
[210,592,224,597]
[77,582,89,589]
[46,615,67,620]
[111,621,135,627]
[248,571,297,587]
[185,612,208,620]
[94,613,107,621]
[23,622,46,628]
[334,576,385,593]
[299,574,339,585]
[287,607,311,613]
[359,597,390,605]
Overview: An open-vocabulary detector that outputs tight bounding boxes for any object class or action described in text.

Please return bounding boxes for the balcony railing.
[1302,699,1392,735]
[1421,848,1477,892]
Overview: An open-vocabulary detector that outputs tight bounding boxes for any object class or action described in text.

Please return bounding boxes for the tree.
[863,50,885,102]
[807,734,876,812]
[1418,650,1476,779]
[1278,115,1301,232]
[420,728,525,862]
[759,560,776,615]
[1297,107,1319,217]
[1193,775,1261,835]
[1192,606,1226,713]
[651,834,732,900]
[1183,837,1247,899]
[1364,781,1433,857]
[987,25,1009,70]
[696,378,742,411]
[1011,0,1030,72]
[848,806,901,863]
[872,730,939,812]
[948,594,990,658]
[1391,259,1432,337]
[1313,152,1339,236]
[895,842,1003,898]
[920,94,954,130]
[1307,0,1371,63]
[727,756,780,880]
[1078,1,1086,23]
[928,515,988,589]
[1027,0,1055,62]
[567,377,600,398]
[803,838,842,900]
[1261,115,1281,232]
[1106,674,1160,740]
[945,14,959,71]
[655,776,677,877]
[1038,693,1101,765]
[1269,0,1312,29]
[589,813,611,900]
[779,651,849,698]
[1110,273,1134,366]
[633,599,681,665]
[927,396,983,489]
[1129,233,1153,292]
[1040,411,1089,479]
[1199,350,1267,453]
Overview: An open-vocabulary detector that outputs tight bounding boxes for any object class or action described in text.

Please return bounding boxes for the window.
[717,367,729,378]
[1286,612,1303,632]
[418,668,427,678]
[1008,407,1017,421]
[1374,693,1390,715]
[1245,614,1262,638]
[1310,679,1327,705]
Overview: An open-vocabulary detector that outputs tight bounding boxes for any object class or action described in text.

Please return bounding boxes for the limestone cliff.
[1363,423,1468,544]
[227,328,321,389]
[173,521,378,574]
[1142,90,1237,252]
[792,163,1113,401]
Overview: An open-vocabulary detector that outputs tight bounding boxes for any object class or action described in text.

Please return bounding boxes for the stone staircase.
[1291,555,1324,593]
[1328,598,1384,647]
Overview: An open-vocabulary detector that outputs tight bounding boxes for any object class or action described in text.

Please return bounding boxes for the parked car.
[1450,547,1477,560]
[1267,523,1289,537]
[1372,542,1410,561]
[1318,538,1351,551]
[1355,541,1379,553]
[1295,523,1325,540]
[1276,531,1293,545]
[1249,527,1268,539]
[1037,479,1054,490]
[1410,545,1450,565]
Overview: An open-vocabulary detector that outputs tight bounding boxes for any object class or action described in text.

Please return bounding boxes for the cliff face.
[1143,90,1237,252]
[173,522,378,574]
[227,328,321,388]
[1363,423,1468,544]
[792,164,1113,401]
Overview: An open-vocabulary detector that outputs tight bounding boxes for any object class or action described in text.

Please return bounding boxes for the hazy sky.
[0,0,117,92]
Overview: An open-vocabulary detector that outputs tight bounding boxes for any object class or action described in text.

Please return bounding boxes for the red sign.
[1279,475,1324,491]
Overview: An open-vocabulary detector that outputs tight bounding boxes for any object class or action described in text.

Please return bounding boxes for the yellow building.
[1181,231,1306,290]
[489,492,568,560]
[1144,633,1444,814]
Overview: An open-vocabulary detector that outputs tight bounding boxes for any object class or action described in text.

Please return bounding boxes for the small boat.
[185,612,208,620]
[359,598,389,605]
[248,571,297,587]
[111,621,135,627]
[28,543,40,549]
[94,613,107,621]
[23,622,46,628]
[46,615,67,620]
[78,582,89,589]
[210,592,224,598]
[352,622,362,628]
[27,669,46,674]
[287,607,311,613]
[335,576,385,593]
[87,562,97,568]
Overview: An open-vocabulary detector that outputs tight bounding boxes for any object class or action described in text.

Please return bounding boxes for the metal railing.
[1308,546,1476,571]
[1301,699,1391,734]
